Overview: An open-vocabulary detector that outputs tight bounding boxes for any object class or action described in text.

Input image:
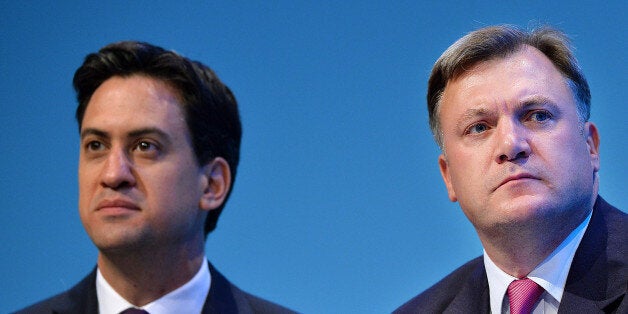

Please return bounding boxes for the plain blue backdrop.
[1,2,625,313]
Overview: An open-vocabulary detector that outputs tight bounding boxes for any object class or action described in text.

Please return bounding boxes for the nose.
[100,147,136,189]
[495,119,531,163]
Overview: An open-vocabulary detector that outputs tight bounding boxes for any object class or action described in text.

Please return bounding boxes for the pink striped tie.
[507,278,544,314]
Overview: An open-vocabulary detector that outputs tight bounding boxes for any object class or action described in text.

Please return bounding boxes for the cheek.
[447,147,483,179]
[144,165,203,208]
[537,131,588,168]
[451,168,481,194]
[447,159,480,196]
[78,167,96,208]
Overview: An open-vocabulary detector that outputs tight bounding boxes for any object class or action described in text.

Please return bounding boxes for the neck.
[478,204,592,278]
[97,239,205,306]
[480,228,558,278]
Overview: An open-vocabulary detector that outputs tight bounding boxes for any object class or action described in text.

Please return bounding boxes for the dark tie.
[507,278,545,314]
[119,308,149,314]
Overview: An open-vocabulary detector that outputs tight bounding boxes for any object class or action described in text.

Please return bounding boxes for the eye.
[528,110,552,122]
[85,141,104,151]
[132,140,162,159]
[466,122,489,135]
[136,141,153,151]
[134,140,158,152]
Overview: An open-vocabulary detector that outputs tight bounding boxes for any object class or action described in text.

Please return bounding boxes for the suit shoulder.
[11,270,96,314]
[595,198,627,295]
[589,197,627,269]
[603,199,628,232]
[237,288,299,314]
[207,262,298,314]
[394,256,484,314]
[12,290,70,314]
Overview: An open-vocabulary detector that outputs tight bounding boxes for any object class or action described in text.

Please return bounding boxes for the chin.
[90,229,147,253]
[485,195,554,223]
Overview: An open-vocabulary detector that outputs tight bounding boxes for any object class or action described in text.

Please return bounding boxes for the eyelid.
[131,138,163,156]
[464,121,490,135]
[82,137,107,151]
[457,108,495,135]
[134,139,156,147]
[525,109,553,121]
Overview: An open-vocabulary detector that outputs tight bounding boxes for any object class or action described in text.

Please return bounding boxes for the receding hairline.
[428,25,590,148]
[434,44,572,133]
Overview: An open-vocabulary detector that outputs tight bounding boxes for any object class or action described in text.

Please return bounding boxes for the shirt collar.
[484,209,592,314]
[96,259,211,314]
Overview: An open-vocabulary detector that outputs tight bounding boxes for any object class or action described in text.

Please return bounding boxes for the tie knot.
[507,278,544,314]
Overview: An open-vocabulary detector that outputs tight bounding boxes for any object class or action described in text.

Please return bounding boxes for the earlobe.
[585,122,601,173]
[199,157,232,211]
[438,154,458,202]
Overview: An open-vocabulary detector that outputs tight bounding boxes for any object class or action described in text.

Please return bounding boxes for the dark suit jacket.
[14,262,297,314]
[394,196,627,313]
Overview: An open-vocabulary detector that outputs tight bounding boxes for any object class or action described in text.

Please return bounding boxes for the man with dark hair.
[16,41,296,314]
[395,25,626,313]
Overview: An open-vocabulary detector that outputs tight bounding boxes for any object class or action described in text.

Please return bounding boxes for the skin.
[437,46,600,277]
[78,75,231,305]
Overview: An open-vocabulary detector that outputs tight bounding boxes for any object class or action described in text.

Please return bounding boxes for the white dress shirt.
[484,209,592,314]
[96,259,211,314]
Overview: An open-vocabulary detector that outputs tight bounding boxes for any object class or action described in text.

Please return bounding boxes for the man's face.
[79,75,209,253]
[437,46,600,234]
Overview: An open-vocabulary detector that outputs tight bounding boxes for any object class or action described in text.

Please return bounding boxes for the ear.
[199,157,232,211]
[438,153,458,202]
[584,122,600,173]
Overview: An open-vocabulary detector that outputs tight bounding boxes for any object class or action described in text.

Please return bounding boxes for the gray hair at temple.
[427,25,591,149]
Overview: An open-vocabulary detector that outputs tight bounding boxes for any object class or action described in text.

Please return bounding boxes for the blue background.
[1,2,625,313]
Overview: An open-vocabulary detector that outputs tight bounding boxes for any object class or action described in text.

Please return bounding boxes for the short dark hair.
[73,41,242,236]
[427,25,591,148]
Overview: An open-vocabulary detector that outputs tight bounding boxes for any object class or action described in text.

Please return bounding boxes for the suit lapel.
[559,197,627,313]
[444,261,491,314]
[559,289,625,314]
[202,262,243,314]
[52,268,99,314]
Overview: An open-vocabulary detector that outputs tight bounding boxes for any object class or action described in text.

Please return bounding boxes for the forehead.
[439,46,573,116]
[82,75,188,134]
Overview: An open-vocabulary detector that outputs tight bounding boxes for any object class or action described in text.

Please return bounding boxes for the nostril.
[498,150,528,163]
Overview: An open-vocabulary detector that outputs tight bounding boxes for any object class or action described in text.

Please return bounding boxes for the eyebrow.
[456,95,559,125]
[459,107,490,121]
[128,128,171,142]
[80,128,108,140]
[80,127,172,145]
[456,107,493,130]
[518,95,556,109]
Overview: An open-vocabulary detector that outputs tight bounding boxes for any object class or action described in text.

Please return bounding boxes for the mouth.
[96,198,140,214]
[494,173,540,191]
